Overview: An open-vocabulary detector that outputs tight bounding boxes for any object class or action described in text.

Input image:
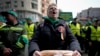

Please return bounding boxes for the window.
[32,0,38,2]
[0,3,3,9]
[5,1,11,4]
[5,1,11,9]
[14,5,17,8]
[31,3,38,9]
[42,10,45,13]
[4,1,11,9]
[42,4,45,7]
[0,7,3,10]
[21,1,24,7]
[42,0,46,1]
[14,1,17,3]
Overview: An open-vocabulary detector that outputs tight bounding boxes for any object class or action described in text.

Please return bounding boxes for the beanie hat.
[7,10,18,18]
[1,10,18,18]
[25,17,32,20]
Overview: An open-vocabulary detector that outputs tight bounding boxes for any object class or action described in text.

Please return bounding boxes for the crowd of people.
[0,3,100,56]
[69,16,100,56]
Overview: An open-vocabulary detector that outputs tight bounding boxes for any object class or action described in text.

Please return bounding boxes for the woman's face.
[47,5,59,19]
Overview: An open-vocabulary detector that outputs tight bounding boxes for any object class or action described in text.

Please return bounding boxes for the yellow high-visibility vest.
[69,23,80,36]
[24,23,35,39]
[81,26,88,39]
[90,26,100,41]
[96,26,100,41]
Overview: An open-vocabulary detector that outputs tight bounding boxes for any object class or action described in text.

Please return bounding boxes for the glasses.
[49,8,57,10]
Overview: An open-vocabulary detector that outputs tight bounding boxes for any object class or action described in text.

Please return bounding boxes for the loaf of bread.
[40,50,73,56]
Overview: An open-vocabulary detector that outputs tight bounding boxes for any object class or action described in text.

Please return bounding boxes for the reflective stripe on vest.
[0,42,3,45]
[70,23,80,36]
[0,27,23,31]
[16,35,28,48]
[0,24,6,29]
[24,23,35,39]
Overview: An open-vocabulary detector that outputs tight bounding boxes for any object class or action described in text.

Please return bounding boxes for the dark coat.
[29,19,81,56]
[0,23,26,56]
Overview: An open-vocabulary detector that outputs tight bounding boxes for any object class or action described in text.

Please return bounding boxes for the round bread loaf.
[40,50,73,56]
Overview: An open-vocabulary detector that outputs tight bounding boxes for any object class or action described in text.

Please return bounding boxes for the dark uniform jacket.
[29,18,81,56]
[0,22,27,56]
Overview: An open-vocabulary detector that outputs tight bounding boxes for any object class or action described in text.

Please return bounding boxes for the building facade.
[0,0,55,23]
[41,0,52,16]
[0,0,42,23]
[77,8,100,20]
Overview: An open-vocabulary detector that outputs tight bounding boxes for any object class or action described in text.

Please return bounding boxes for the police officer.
[24,17,36,40]
[69,18,81,39]
[0,10,28,56]
[81,24,90,53]
[69,18,83,50]
[86,19,100,56]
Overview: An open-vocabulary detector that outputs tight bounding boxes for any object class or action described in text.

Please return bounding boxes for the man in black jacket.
[0,10,28,56]
[29,3,81,56]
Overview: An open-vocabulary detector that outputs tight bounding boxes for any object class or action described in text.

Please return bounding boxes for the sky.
[52,0,100,18]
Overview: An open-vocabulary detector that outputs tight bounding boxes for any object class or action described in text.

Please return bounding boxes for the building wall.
[0,0,42,23]
[41,0,52,16]
[89,8,100,18]
[81,10,88,18]
[0,0,41,13]
[77,8,100,20]
[0,0,54,23]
